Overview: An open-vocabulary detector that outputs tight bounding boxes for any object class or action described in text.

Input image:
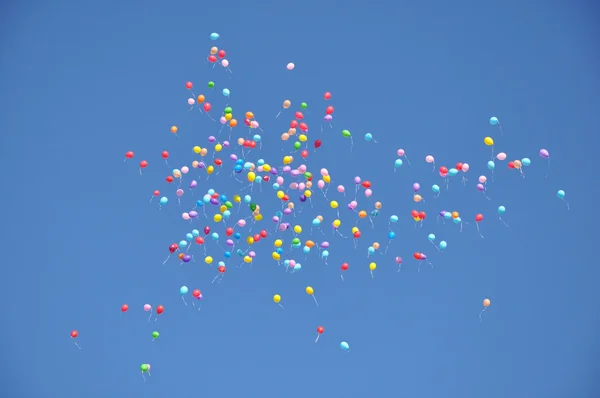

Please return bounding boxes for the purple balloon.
[539,149,550,158]
[208,136,216,143]
[223,141,230,147]
[395,256,403,264]
[229,154,238,160]
[320,241,330,248]
[270,168,278,175]
[420,253,427,260]
[354,176,361,184]
[290,170,300,177]
[324,114,333,122]
[476,183,484,192]
[210,198,219,205]
[282,166,291,173]
[439,210,446,217]
[300,195,307,202]
[189,180,198,188]
[283,208,292,215]
[198,162,206,169]
[272,216,279,223]
[249,251,256,258]
[189,211,199,218]
[412,183,420,192]
[226,239,234,246]
[183,254,191,262]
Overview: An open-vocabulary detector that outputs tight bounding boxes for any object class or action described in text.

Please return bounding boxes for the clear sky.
[1,1,598,397]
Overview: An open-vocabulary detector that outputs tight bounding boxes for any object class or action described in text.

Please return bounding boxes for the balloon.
[305,286,314,295]
[539,149,550,158]
[483,298,491,307]
[557,190,566,199]
[273,294,281,303]
[286,63,295,70]
[210,32,220,40]
[340,341,350,351]
[144,304,151,311]
[484,137,494,146]
[425,155,434,163]
[496,152,507,161]
[489,117,499,125]
[121,304,129,312]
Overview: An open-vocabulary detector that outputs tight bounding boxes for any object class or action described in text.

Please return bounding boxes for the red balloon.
[211,193,219,199]
[218,265,226,273]
[282,194,289,201]
[508,161,515,169]
[156,305,164,314]
[299,122,308,132]
[260,229,268,238]
[192,289,201,298]
[411,210,419,218]
[208,55,217,63]
[419,211,426,219]
[204,226,211,235]
[161,151,169,159]
[456,162,463,171]
[185,81,193,89]
[295,111,304,120]
[413,252,422,260]
[317,326,325,334]
[217,50,226,59]
[361,181,371,189]
[244,118,251,126]
[166,176,174,183]
[353,231,361,238]
[253,234,261,242]
[250,141,257,148]
[169,243,178,253]
[125,151,134,159]
[70,330,78,338]
[439,166,448,174]
[225,227,234,236]
[203,102,212,112]
[323,92,332,100]
[121,304,129,312]
[140,160,148,168]
[301,149,309,158]
[475,213,484,222]
[153,190,160,196]
[325,106,334,115]
[290,120,298,128]
[243,139,251,147]
[263,175,270,182]
[341,262,349,271]
[314,139,322,148]
[195,236,204,245]
[214,158,223,166]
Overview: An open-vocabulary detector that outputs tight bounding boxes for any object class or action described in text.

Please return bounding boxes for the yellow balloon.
[276,190,285,199]
[207,165,214,174]
[333,219,341,227]
[323,175,331,183]
[272,252,281,260]
[213,214,222,223]
[304,190,312,198]
[205,256,213,264]
[254,214,263,221]
[219,205,227,213]
[273,294,281,303]
[330,200,339,209]
[233,194,241,203]
[244,255,252,263]
[246,236,254,245]
[283,156,293,165]
[193,146,201,154]
[293,225,302,234]
[225,113,232,121]
[299,134,307,142]
[215,144,222,152]
[351,226,359,234]
[274,239,283,247]
[369,262,377,271]
[413,216,421,222]
[263,164,271,172]
[305,286,314,295]
[247,172,256,182]
[484,137,494,146]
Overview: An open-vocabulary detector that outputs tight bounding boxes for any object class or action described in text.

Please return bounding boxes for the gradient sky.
[1,1,598,397]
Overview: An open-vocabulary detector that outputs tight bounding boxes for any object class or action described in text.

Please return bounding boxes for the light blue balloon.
[557,190,565,199]
[521,158,531,167]
[303,246,310,254]
[428,233,436,241]
[448,168,459,177]
[179,240,188,248]
[487,161,495,171]
[244,195,252,204]
[390,215,398,223]
[321,250,329,258]
[257,159,265,166]
[223,210,231,219]
[312,218,321,226]
[186,233,193,241]
[180,286,189,295]
[432,184,440,193]
[210,32,220,40]
[340,341,350,351]
[222,88,230,97]
[365,133,373,141]
[453,217,461,224]
[159,197,168,205]
[490,116,499,125]
[203,194,211,204]
[294,264,302,271]
[498,206,506,214]
[284,259,290,266]
[394,159,403,168]
[218,261,225,267]
[439,241,447,250]
[368,246,375,254]
[272,183,280,190]
[211,232,219,241]
[243,162,253,170]
[192,229,200,237]
[253,134,261,142]
[444,212,452,220]
[255,176,262,184]
[207,189,215,195]
[292,242,301,249]
[388,231,396,239]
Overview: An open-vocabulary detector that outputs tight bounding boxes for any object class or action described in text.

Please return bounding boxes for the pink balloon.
[461,163,470,172]
[337,185,345,193]
[276,176,284,185]
[220,116,227,124]
[397,148,405,156]
[221,59,229,67]
[289,182,298,190]
[181,166,189,174]
[298,165,307,173]
[496,152,507,161]
[298,182,306,190]
[317,180,325,189]
[182,212,190,220]
[320,168,329,176]
[365,189,372,197]
[287,62,295,70]
[188,98,195,105]
[425,155,434,163]
[478,175,487,183]
[238,219,246,227]
[144,304,152,312]
[176,189,184,196]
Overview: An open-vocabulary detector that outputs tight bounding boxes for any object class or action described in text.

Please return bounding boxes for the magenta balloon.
[395,256,403,264]
[476,184,484,192]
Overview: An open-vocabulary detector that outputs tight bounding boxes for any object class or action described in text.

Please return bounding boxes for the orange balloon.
[281,133,290,141]
[178,253,184,260]
[483,298,491,307]
[358,210,367,218]
[197,95,205,103]
[414,194,423,203]
[305,240,315,248]
[374,201,382,209]
[237,137,245,145]
[372,242,380,250]
[229,119,238,127]
[170,126,178,134]
[283,100,291,109]
[288,128,297,135]
[245,111,254,119]
[451,211,459,219]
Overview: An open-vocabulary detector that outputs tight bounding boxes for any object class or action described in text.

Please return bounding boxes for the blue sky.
[1,1,599,397]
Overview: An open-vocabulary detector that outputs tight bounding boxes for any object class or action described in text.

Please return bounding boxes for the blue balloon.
[489,116,499,125]
[224,251,231,258]
[234,232,241,240]
[180,286,189,295]
[276,247,283,254]
[439,241,447,250]
[340,341,350,351]
[210,32,220,40]
[195,200,203,208]
[388,231,396,239]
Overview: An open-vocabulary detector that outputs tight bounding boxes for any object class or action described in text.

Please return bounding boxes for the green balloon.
[342,129,351,138]
[300,102,308,109]
[304,172,312,179]
[293,141,301,150]
[224,107,232,114]
[152,331,159,338]
[208,81,215,88]
[292,238,301,245]
[249,203,257,211]
[141,364,149,372]
[225,201,233,209]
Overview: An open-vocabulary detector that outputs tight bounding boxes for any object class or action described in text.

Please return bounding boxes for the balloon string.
[278,304,285,310]
[181,296,188,306]
[479,308,487,322]
[312,295,319,306]
[73,341,82,350]
[476,223,484,238]
[147,311,153,322]
[315,335,320,343]
[340,274,344,281]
